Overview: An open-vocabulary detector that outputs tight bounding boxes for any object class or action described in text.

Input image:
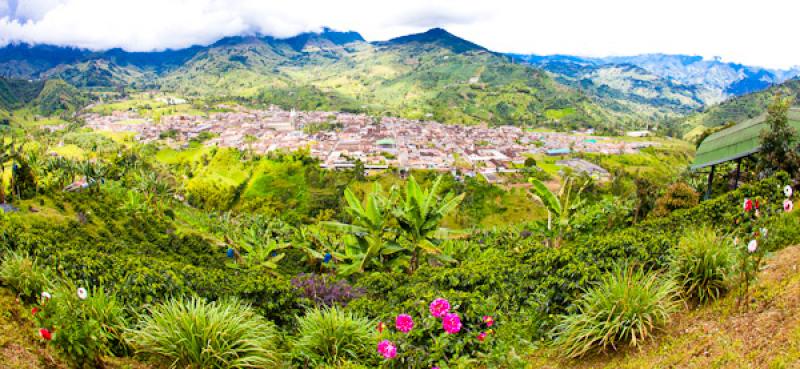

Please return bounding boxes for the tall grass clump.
[672,226,734,304]
[554,265,678,358]
[127,298,280,369]
[291,307,376,367]
[0,250,53,301]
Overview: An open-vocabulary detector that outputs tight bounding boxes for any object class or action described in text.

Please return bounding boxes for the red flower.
[38,328,52,341]
[743,198,753,212]
[477,332,487,342]
[31,307,40,316]
[377,322,386,333]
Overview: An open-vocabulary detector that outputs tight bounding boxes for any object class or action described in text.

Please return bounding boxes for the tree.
[758,94,800,176]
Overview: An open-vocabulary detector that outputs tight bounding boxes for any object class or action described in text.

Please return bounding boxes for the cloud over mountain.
[0,0,798,69]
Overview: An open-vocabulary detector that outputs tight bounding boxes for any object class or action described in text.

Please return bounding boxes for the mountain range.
[510,54,800,118]
[0,27,797,133]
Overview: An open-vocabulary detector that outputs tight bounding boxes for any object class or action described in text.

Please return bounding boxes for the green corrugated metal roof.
[375,138,395,146]
[691,109,800,170]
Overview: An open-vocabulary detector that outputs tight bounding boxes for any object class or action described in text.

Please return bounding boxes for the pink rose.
[377,340,396,359]
[395,314,414,333]
[442,313,462,334]
[429,298,451,318]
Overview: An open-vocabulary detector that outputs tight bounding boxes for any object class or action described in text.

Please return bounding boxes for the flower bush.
[374,298,497,368]
[34,283,127,368]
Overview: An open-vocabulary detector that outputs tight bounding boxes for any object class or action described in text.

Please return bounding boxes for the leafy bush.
[671,227,734,304]
[553,265,678,358]
[0,251,53,302]
[291,307,376,367]
[127,298,280,369]
[35,283,127,368]
[652,182,699,217]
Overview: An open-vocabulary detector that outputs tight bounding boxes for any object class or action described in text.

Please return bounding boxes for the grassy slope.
[529,244,800,369]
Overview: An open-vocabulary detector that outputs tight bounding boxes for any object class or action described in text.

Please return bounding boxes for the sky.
[0,0,797,69]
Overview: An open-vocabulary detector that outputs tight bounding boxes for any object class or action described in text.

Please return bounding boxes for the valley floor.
[530,245,800,369]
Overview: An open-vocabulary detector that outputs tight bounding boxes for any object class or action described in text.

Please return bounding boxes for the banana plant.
[528,177,587,248]
[291,225,332,267]
[322,183,404,275]
[393,175,465,272]
[227,217,290,272]
[0,138,26,203]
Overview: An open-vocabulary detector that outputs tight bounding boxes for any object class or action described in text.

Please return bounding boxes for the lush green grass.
[553,265,679,358]
[127,298,280,369]
[291,307,376,367]
[671,227,734,304]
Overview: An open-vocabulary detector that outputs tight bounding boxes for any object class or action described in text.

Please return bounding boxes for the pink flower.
[477,332,487,342]
[785,199,794,213]
[747,239,758,253]
[482,315,494,327]
[395,314,414,333]
[377,340,396,359]
[39,328,52,341]
[442,313,462,334]
[429,298,450,318]
[743,198,753,212]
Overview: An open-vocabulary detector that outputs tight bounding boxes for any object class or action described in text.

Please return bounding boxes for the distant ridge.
[384,28,488,53]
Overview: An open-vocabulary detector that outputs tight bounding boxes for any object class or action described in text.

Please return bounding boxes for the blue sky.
[0,0,797,69]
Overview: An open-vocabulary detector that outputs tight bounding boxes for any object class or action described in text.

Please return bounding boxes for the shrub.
[291,273,365,308]
[652,182,699,217]
[35,283,128,368]
[127,298,280,369]
[0,251,53,302]
[553,265,678,358]
[291,307,376,367]
[671,227,734,304]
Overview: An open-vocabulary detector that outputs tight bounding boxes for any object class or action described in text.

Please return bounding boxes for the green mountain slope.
[0,77,86,115]
[159,29,621,129]
[681,79,800,138]
[0,77,45,110]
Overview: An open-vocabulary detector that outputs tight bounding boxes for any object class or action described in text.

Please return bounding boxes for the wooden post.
[705,165,715,200]
[734,158,742,189]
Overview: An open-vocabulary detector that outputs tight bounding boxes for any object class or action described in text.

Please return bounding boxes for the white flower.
[734,236,740,246]
[785,185,794,198]
[785,199,794,213]
[747,239,758,253]
[41,291,52,301]
[77,287,88,300]
[760,228,768,238]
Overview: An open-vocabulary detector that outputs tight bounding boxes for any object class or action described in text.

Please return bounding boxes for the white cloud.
[0,0,797,69]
